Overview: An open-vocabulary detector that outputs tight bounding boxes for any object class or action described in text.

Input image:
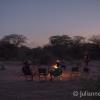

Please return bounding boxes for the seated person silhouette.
[22,61,33,80]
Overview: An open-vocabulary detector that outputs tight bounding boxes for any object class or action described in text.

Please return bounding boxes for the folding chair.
[38,68,48,80]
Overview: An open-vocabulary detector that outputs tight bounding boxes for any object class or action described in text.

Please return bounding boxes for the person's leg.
[50,72,53,81]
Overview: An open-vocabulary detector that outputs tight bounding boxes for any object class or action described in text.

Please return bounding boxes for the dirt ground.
[0,61,100,100]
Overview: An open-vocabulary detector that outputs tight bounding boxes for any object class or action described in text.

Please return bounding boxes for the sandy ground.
[0,61,100,100]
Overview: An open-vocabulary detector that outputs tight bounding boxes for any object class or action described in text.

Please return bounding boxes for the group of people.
[22,52,90,81]
[22,60,63,81]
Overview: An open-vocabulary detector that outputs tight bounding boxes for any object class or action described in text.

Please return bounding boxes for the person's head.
[56,59,60,63]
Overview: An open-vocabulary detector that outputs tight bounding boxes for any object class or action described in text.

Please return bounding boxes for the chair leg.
[50,74,53,81]
[45,76,47,80]
[39,75,40,80]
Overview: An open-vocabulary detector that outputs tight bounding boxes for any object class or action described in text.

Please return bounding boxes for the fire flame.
[53,64,58,69]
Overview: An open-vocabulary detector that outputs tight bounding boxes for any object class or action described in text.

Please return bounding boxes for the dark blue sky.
[0,0,100,46]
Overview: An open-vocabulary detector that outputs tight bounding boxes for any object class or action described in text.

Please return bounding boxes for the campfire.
[52,64,58,69]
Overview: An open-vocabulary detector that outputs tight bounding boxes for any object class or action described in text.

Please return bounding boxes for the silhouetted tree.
[0,42,17,60]
[1,34,26,47]
[70,36,85,59]
[88,35,100,59]
[72,36,85,45]
[89,35,100,47]
[49,35,72,46]
[1,33,100,61]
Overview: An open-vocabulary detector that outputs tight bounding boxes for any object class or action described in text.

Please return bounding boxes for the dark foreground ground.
[1,80,100,100]
[0,80,80,100]
[0,61,100,100]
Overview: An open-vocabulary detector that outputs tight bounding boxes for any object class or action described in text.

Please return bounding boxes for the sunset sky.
[0,0,100,47]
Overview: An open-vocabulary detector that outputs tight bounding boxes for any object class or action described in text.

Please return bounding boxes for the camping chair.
[38,68,48,80]
[83,67,90,73]
[71,67,80,78]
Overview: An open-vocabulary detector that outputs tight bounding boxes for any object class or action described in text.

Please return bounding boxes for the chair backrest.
[72,67,79,72]
[83,67,90,73]
[38,68,48,75]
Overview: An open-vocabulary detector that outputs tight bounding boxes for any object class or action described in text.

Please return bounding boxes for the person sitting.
[22,61,33,81]
[61,59,66,70]
[49,63,62,81]
[61,64,66,70]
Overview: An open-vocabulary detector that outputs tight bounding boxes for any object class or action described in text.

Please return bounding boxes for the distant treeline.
[0,34,100,64]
